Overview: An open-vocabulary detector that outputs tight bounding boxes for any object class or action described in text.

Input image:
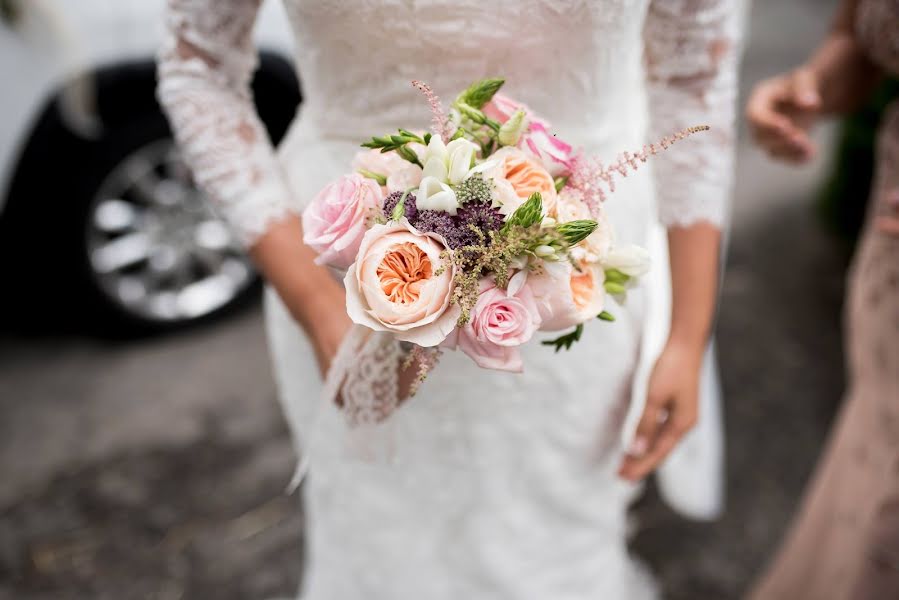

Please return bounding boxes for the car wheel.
[83,133,258,332]
[0,54,299,336]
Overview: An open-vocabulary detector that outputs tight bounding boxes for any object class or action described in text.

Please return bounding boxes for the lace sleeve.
[645,0,744,228]
[157,0,293,247]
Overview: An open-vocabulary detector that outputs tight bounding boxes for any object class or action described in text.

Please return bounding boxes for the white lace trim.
[157,0,293,247]
[645,0,743,228]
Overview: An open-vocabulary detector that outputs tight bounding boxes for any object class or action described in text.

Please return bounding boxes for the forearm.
[805,0,881,115]
[249,215,346,338]
[666,223,721,355]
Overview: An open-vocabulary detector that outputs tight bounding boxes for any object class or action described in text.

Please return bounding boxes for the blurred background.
[0,0,889,598]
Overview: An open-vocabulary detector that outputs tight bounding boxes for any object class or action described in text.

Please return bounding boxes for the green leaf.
[556,220,598,245]
[554,176,569,193]
[541,323,584,352]
[598,311,615,322]
[358,169,387,186]
[503,192,543,232]
[457,78,505,109]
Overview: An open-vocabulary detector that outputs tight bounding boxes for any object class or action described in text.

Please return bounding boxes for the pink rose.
[522,121,575,176]
[529,261,605,332]
[483,92,551,129]
[483,93,574,176]
[453,271,542,372]
[302,173,382,269]
[344,219,460,347]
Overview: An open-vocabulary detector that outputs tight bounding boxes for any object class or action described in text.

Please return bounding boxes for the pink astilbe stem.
[411,80,454,143]
[570,125,710,218]
[406,344,443,397]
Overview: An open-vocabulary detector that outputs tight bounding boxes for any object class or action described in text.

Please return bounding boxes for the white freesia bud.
[417,176,460,215]
[421,136,480,186]
[602,244,651,277]
[541,216,557,228]
[535,245,556,258]
[498,109,529,146]
[445,139,478,184]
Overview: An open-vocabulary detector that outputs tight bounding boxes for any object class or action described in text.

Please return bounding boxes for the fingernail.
[628,436,648,457]
[799,92,819,106]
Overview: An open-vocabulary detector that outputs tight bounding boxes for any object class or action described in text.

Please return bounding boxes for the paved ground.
[0,2,851,599]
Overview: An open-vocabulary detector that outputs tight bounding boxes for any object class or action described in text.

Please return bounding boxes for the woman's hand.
[618,339,703,482]
[746,32,881,164]
[746,67,823,163]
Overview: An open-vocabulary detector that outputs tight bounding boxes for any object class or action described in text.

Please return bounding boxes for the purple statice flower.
[382,191,419,221]
[413,203,505,250]
[413,210,469,249]
[456,202,504,246]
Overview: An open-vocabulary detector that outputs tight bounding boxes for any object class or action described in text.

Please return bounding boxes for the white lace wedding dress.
[158,1,741,598]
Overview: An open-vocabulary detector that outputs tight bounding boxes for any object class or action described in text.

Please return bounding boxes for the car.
[0,0,300,335]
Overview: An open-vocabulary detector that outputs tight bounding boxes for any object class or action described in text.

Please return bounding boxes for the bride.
[158,0,740,597]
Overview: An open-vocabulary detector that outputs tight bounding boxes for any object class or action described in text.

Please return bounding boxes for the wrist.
[664,332,707,363]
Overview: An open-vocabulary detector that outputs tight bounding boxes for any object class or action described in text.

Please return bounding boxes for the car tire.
[0,54,300,337]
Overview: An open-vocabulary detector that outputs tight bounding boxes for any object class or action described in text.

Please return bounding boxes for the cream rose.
[344,219,460,347]
[352,148,423,194]
[529,260,605,331]
[556,189,614,264]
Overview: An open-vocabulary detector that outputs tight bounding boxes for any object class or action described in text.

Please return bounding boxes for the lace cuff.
[645,0,744,229]
[157,0,293,247]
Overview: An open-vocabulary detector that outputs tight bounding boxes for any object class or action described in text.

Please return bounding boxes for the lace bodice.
[158,0,741,246]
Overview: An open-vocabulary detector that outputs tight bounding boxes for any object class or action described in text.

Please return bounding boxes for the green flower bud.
[498,109,528,146]
[603,268,631,285]
[604,281,627,295]
[456,77,505,109]
[556,219,598,245]
[358,169,387,186]
[503,192,544,231]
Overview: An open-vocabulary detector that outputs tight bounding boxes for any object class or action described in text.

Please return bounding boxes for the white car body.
[0,0,294,212]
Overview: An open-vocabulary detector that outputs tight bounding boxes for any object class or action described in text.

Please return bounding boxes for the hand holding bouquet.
[303,77,706,406]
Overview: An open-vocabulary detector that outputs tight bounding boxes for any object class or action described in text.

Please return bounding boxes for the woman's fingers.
[618,393,667,481]
[789,68,822,110]
[747,72,819,162]
[619,392,697,482]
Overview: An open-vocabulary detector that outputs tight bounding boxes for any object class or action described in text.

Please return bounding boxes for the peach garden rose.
[344,219,460,347]
[488,147,558,217]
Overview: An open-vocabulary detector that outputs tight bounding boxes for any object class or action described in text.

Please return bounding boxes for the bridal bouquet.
[303,78,705,388]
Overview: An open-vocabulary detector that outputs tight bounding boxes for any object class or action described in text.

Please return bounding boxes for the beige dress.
[749,2,899,598]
